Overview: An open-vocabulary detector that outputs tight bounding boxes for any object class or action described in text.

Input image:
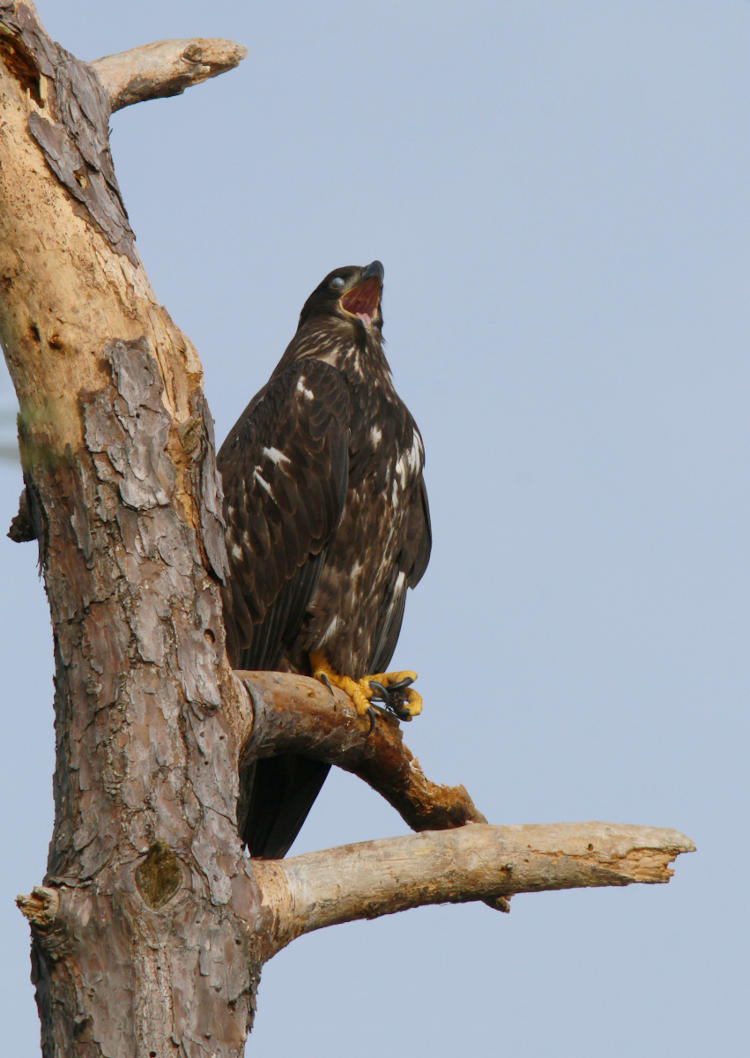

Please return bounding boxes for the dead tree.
[0,5,693,1055]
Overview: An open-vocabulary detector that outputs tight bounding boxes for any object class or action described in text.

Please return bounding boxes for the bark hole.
[0,34,43,105]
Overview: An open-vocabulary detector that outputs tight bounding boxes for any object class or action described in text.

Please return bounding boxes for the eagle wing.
[218,360,351,860]
[370,469,432,674]
[218,359,351,672]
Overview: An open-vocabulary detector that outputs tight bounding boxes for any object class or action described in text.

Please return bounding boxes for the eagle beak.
[340,260,383,329]
[361,260,384,283]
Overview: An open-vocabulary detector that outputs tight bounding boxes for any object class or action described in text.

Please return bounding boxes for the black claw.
[364,678,414,722]
[365,706,377,734]
[384,676,414,693]
[362,675,417,723]
[367,680,389,703]
[319,673,334,696]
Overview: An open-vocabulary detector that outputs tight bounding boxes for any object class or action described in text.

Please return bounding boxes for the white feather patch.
[319,615,340,644]
[253,468,274,498]
[394,431,423,488]
[262,446,290,465]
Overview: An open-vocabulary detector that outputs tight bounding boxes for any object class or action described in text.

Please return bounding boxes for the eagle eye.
[329,276,346,291]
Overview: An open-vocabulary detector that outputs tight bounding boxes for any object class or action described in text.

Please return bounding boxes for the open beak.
[340,260,383,328]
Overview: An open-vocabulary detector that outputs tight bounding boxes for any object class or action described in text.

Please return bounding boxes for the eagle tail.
[241,755,331,859]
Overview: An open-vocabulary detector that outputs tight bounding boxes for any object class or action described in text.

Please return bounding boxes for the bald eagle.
[219,261,431,857]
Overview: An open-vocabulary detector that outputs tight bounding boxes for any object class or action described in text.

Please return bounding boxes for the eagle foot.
[365,676,422,722]
[310,654,422,725]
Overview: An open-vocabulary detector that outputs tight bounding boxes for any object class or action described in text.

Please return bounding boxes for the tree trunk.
[0,5,259,1054]
[0,5,693,1055]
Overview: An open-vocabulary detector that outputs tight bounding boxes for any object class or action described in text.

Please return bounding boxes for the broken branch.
[16,886,59,929]
[91,38,247,112]
[253,822,695,954]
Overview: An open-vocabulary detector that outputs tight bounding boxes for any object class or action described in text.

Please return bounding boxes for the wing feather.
[218,359,351,670]
[370,467,432,673]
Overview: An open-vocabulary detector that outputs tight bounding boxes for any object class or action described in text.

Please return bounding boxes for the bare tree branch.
[254,822,695,954]
[239,671,486,832]
[91,38,247,113]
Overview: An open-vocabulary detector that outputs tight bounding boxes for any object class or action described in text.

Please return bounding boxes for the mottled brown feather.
[219,360,350,669]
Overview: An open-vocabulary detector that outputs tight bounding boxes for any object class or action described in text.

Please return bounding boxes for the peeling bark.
[0,2,136,261]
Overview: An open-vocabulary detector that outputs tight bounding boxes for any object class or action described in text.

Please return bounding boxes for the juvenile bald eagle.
[218,261,431,858]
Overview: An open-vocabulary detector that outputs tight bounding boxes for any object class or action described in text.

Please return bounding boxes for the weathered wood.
[0,0,136,262]
[92,39,247,113]
[254,822,696,954]
[239,670,486,833]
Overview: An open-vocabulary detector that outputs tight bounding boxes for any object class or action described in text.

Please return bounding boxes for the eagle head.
[298,260,384,333]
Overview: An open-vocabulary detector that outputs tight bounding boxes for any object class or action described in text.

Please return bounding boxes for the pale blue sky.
[1,2,748,1054]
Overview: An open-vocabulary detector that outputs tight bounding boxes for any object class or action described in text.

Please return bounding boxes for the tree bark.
[0,5,259,1055]
[0,4,694,1056]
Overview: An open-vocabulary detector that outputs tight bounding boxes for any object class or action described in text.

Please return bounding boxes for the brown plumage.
[219,261,431,857]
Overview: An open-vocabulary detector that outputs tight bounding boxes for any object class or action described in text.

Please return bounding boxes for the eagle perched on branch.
[218,261,431,858]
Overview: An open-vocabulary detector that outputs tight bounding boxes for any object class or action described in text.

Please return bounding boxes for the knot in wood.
[135,841,183,909]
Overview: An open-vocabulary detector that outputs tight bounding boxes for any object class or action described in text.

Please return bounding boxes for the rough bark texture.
[0,5,261,1056]
[4,5,137,263]
[2,5,694,1056]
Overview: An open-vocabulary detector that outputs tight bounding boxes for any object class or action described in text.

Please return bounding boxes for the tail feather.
[240,755,330,859]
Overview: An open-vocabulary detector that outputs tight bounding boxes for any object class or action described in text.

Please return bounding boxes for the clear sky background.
[1,2,747,1055]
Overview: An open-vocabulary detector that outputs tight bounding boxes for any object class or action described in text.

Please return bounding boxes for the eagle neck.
[280,321,393,393]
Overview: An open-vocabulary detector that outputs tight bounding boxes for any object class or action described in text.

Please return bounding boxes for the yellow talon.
[310,653,423,721]
[402,687,422,718]
[364,671,421,720]
[310,653,371,716]
[366,669,417,687]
